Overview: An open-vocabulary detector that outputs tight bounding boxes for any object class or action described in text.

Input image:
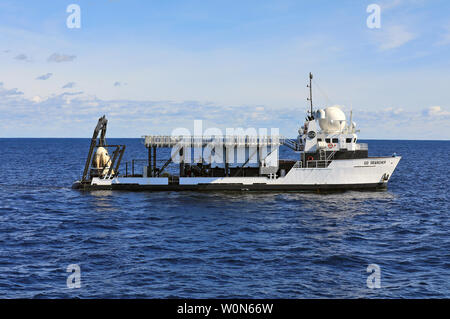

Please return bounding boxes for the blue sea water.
[0,138,448,298]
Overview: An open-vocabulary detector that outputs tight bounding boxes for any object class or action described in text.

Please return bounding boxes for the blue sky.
[0,0,449,138]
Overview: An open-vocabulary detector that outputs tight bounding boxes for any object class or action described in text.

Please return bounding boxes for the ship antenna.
[306,72,314,119]
[349,105,353,133]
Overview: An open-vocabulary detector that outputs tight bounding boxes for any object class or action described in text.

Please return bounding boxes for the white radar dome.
[316,106,346,133]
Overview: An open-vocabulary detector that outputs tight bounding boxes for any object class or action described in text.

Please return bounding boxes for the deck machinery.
[73,74,401,191]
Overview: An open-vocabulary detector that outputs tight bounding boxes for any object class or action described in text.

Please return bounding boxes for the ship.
[72,73,401,191]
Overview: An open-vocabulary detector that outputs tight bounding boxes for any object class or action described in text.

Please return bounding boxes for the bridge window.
[346,138,352,143]
[317,138,322,142]
[325,138,331,143]
[332,138,338,143]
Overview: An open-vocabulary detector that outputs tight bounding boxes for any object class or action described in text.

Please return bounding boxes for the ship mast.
[306,72,314,119]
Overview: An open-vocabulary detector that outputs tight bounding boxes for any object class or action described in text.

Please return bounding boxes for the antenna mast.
[306,72,314,118]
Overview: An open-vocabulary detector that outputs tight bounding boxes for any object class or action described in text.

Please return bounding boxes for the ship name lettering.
[370,160,386,165]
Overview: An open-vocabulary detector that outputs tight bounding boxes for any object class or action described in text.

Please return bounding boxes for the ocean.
[0,138,448,298]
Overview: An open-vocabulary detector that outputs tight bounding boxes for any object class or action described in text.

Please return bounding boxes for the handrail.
[326,151,336,161]
[306,160,332,168]
[293,161,302,168]
[144,135,287,148]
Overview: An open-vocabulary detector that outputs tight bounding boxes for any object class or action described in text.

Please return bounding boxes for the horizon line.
[0,137,449,141]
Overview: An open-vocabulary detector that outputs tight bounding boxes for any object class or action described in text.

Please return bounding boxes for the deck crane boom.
[81,115,108,182]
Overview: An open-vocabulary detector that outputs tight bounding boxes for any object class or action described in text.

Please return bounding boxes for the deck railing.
[293,161,302,168]
[144,135,286,148]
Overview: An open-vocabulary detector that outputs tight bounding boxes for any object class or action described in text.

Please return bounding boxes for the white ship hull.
[78,156,401,191]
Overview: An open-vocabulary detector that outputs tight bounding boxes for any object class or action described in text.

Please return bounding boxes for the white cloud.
[36,73,53,80]
[0,81,448,139]
[0,90,301,136]
[380,0,428,11]
[423,106,450,117]
[32,95,45,103]
[382,107,404,115]
[47,53,76,63]
[14,53,28,61]
[0,82,23,96]
[62,82,76,89]
[378,25,416,50]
